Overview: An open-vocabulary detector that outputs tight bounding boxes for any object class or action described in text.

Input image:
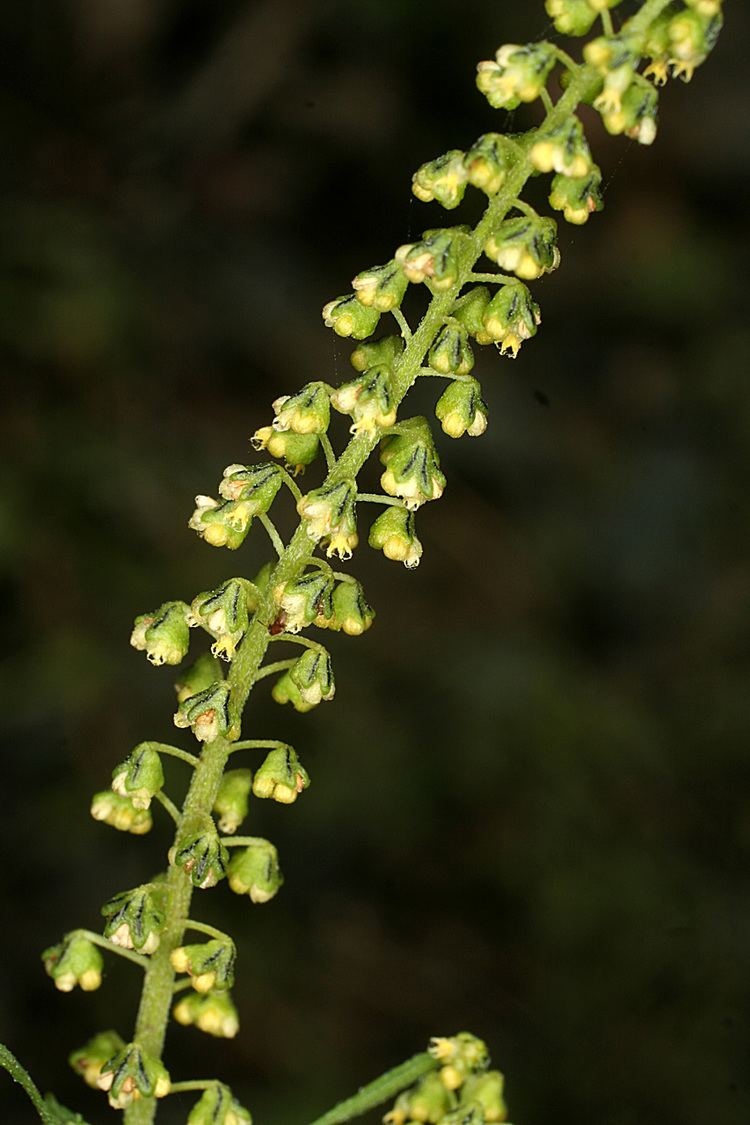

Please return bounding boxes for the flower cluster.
[385,1035,508,1125]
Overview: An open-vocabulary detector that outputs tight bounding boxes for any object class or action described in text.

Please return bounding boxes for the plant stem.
[0,1043,57,1125]
[306,1052,437,1125]
[122,43,642,1124]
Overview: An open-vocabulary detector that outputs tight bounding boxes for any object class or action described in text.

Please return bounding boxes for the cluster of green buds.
[90,790,152,834]
[188,1084,252,1125]
[227,839,283,903]
[69,1031,125,1090]
[384,1035,509,1125]
[643,2,723,84]
[42,935,103,993]
[213,768,253,833]
[252,746,310,804]
[101,884,166,954]
[173,990,240,1039]
[96,1043,170,1109]
[174,679,232,742]
[171,938,236,993]
[298,479,359,559]
[111,744,164,809]
[171,822,229,889]
[130,601,191,667]
[380,419,446,509]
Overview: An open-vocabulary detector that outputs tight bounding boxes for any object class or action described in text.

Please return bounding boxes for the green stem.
[183,919,232,942]
[73,928,148,969]
[307,1052,437,1125]
[143,742,199,768]
[168,1080,219,1095]
[153,790,181,825]
[254,658,296,682]
[0,1043,58,1125]
[259,512,286,557]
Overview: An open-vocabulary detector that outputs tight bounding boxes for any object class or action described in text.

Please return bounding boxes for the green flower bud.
[188,1085,252,1125]
[90,791,152,835]
[70,1030,125,1090]
[331,364,397,435]
[435,379,488,439]
[428,323,474,377]
[173,680,231,743]
[188,495,253,550]
[452,287,494,346]
[213,768,253,834]
[642,13,672,86]
[175,653,223,704]
[352,261,409,311]
[111,745,164,810]
[600,74,658,144]
[97,1043,170,1109]
[481,283,541,357]
[42,934,103,993]
[130,601,191,667]
[170,938,236,993]
[459,1072,508,1122]
[253,747,310,804]
[273,381,331,436]
[251,426,320,473]
[429,1033,490,1090]
[318,580,375,636]
[350,335,403,373]
[384,1073,457,1125]
[412,150,468,210]
[484,215,559,280]
[273,570,334,634]
[323,294,381,339]
[464,134,513,196]
[549,167,604,225]
[101,884,166,954]
[297,479,358,560]
[368,506,423,568]
[227,839,283,902]
[668,9,723,82]
[544,0,597,36]
[290,648,335,706]
[173,989,239,1038]
[476,42,556,109]
[218,462,283,512]
[191,578,253,662]
[395,229,466,291]
[530,116,592,178]
[171,823,229,889]
[271,670,317,713]
[380,418,446,509]
[584,33,639,115]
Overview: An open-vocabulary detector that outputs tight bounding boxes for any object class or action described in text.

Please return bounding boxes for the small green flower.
[352,261,409,311]
[170,938,236,993]
[584,32,639,115]
[272,381,331,435]
[380,418,446,509]
[297,479,358,559]
[452,287,494,346]
[349,335,403,373]
[322,294,382,338]
[111,745,164,810]
[464,134,514,196]
[173,989,240,1039]
[668,9,723,82]
[412,150,468,210]
[175,653,223,704]
[96,1043,170,1109]
[188,1085,252,1125]
[271,670,317,713]
[90,791,152,835]
[42,935,103,993]
[428,322,474,377]
[395,228,467,290]
[251,426,320,473]
[368,506,422,568]
[484,215,559,280]
[331,364,397,435]
[130,601,191,667]
[544,0,598,36]
[213,769,253,834]
[481,283,541,357]
[549,167,604,225]
[599,74,658,144]
[253,747,310,805]
[218,462,283,510]
[384,1073,456,1125]
[290,648,335,706]
[273,570,334,634]
[476,42,556,109]
[530,116,592,178]
[173,680,231,743]
[429,1033,490,1090]
[188,495,253,550]
[227,839,283,903]
[171,823,229,889]
[317,580,375,636]
[69,1031,125,1090]
[101,884,166,954]
[435,379,488,439]
[191,578,253,661]
[459,1072,508,1122]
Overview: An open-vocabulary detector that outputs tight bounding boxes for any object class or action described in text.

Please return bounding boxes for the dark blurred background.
[2,1,749,1122]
